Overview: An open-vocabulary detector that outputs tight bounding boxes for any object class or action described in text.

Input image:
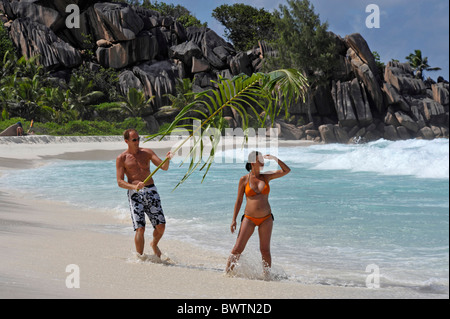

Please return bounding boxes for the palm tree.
[0,51,47,120]
[156,78,196,121]
[41,87,77,124]
[8,74,46,121]
[120,87,154,118]
[405,50,441,80]
[68,74,104,120]
[140,69,309,190]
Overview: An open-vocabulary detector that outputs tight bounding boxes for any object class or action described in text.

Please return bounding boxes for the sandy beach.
[0,135,445,300]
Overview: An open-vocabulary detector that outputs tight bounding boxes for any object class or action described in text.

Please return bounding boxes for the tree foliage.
[405,49,441,80]
[0,23,15,62]
[139,0,206,28]
[212,3,275,51]
[265,0,337,86]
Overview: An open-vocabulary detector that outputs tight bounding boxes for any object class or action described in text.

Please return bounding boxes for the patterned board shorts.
[127,185,166,231]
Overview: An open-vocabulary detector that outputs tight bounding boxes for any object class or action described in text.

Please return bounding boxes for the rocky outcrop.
[1,0,263,116]
[1,1,448,143]
[9,18,82,69]
[283,32,448,143]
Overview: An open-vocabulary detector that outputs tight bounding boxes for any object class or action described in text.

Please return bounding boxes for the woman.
[226,151,291,276]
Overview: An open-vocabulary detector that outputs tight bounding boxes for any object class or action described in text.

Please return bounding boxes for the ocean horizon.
[1,138,448,297]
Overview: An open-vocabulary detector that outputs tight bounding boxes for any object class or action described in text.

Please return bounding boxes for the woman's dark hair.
[246,151,261,171]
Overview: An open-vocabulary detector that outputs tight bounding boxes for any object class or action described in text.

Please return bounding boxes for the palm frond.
[140,69,308,190]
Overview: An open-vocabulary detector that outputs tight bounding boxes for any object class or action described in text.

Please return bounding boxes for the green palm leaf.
[140,69,308,190]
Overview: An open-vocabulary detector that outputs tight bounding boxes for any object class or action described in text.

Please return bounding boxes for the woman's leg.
[226,217,255,273]
[258,217,273,271]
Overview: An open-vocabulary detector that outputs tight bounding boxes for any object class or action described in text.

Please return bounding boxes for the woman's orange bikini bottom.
[241,213,274,226]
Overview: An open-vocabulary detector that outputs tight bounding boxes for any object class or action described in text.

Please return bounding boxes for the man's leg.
[135,227,145,255]
[151,224,165,258]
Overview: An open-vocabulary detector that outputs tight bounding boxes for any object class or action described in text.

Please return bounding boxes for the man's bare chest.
[124,153,150,172]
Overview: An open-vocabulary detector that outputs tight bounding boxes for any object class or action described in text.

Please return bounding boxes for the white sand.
[0,136,443,299]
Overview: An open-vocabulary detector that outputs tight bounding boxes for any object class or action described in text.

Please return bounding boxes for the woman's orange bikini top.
[245,174,270,197]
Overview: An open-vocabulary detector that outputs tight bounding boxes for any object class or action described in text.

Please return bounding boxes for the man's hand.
[135,181,145,191]
[166,151,174,160]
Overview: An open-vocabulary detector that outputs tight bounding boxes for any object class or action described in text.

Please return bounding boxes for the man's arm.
[148,149,173,171]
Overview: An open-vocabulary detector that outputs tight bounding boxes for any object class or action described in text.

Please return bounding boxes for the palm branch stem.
[140,76,263,188]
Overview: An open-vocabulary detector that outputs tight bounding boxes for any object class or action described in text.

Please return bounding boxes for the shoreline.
[0,134,317,168]
[2,188,441,299]
[0,136,446,299]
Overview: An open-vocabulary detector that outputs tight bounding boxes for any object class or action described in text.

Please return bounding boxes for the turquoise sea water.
[1,138,448,295]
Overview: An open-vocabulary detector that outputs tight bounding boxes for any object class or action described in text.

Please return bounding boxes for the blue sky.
[159,0,449,81]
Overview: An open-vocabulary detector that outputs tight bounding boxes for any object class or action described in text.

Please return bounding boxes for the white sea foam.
[280,139,449,180]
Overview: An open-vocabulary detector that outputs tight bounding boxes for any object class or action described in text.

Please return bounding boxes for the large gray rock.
[319,124,338,143]
[347,47,384,113]
[334,125,350,143]
[331,80,358,127]
[418,126,435,140]
[332,54,354,82]
[396,126,411,139]
[118,70,144,93]
[384,61,426,95]
[91,2,144,42]
[383,125,399,141]
[382,82,410,112]
[191,57,210,74]
[7,1,62,30]
[187,27,235,70]
[384,111,400,126]
[118,60,179,111]
[395,111,419,133]
[345,33,380,81]
[96,32,158,69]
[432,83,449,106]
[230,52,252,76]
[350,78,373,126]
[422,98,446,125]
[276,120,305,140]
[168,40,202,68]
[9,18,82,69]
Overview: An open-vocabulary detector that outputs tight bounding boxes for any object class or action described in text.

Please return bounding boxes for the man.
[116,129,173,258]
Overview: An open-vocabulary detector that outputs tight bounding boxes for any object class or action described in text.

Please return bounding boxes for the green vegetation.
[265,0,336,86]
[212,4,274,51]
[0,117,150,136]
[0,22,14,60]
[113,0,207,28]
[120,88,154,118]
[0,50,150,136]
[372,51,386,75]
[211,0,336,86]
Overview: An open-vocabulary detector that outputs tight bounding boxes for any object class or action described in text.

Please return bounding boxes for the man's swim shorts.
[127,184,166,230]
